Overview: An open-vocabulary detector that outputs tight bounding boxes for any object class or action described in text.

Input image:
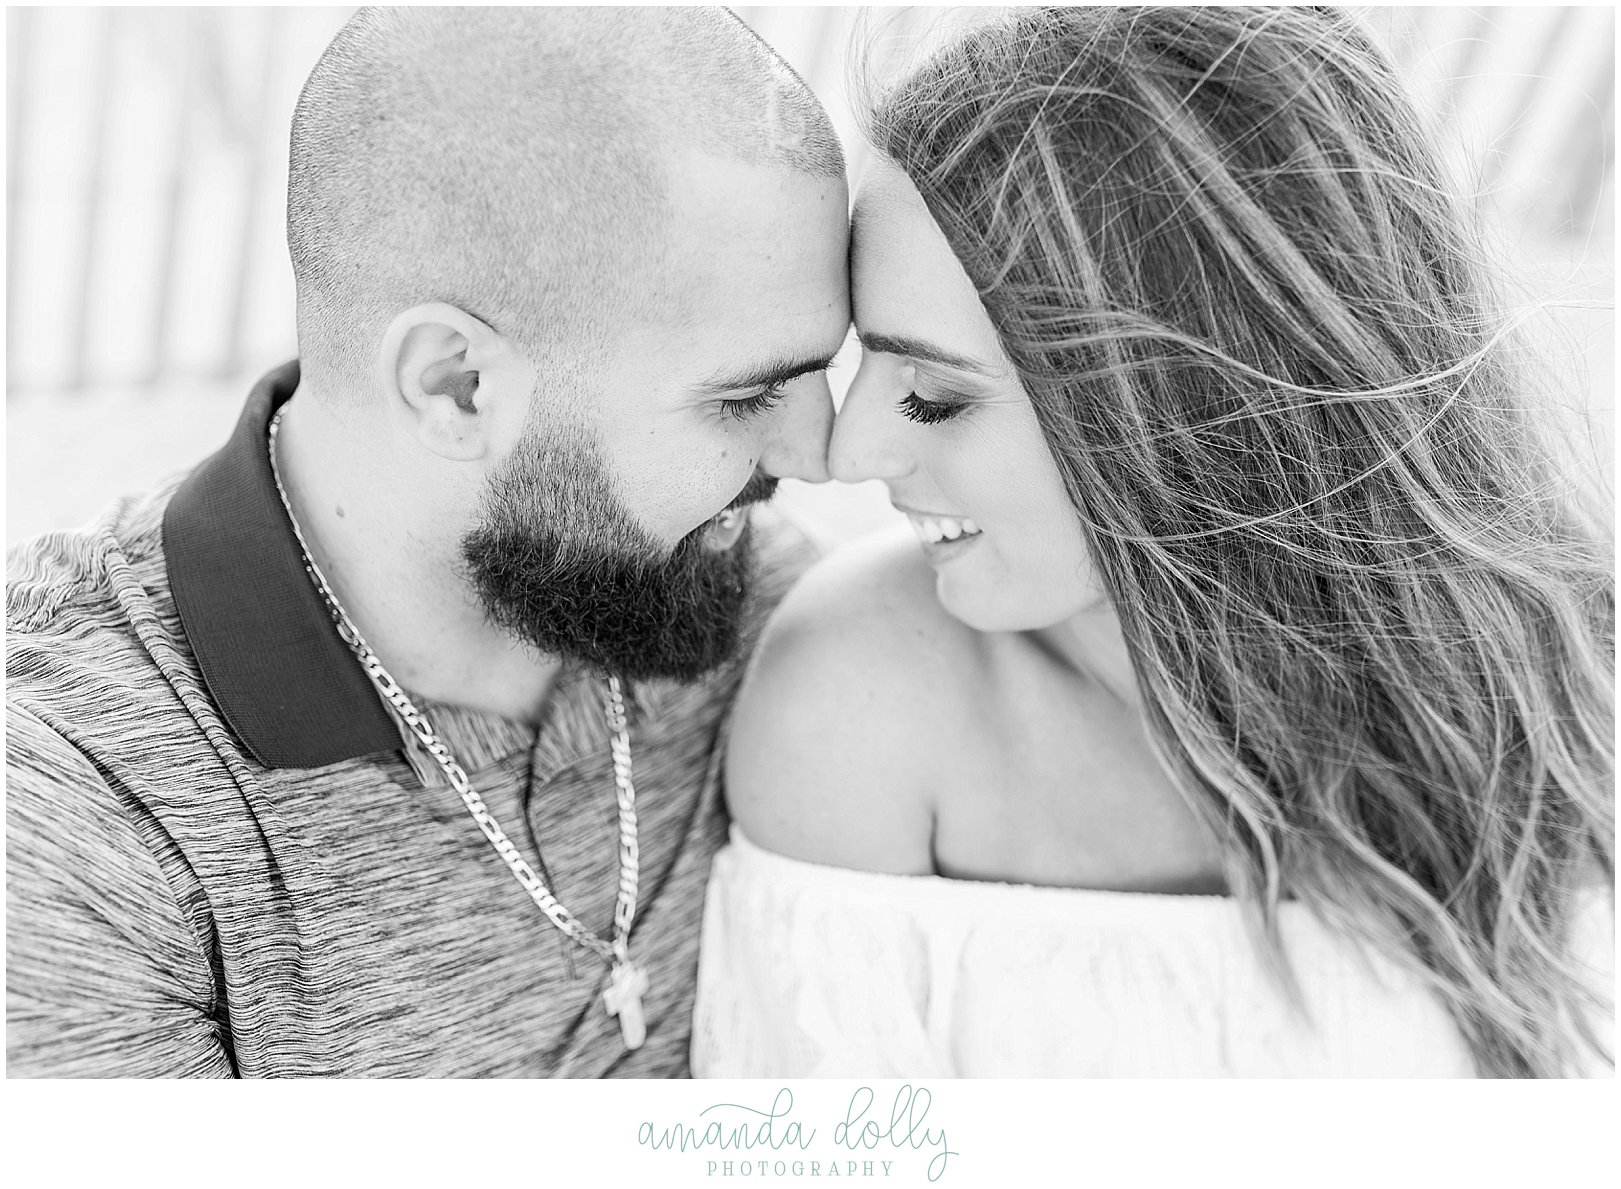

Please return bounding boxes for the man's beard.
[461,422,772,684]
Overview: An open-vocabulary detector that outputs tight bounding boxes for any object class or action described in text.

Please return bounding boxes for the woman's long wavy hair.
[867,5,1614,1076]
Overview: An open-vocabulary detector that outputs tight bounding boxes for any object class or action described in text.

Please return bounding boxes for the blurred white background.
[5,6,1614,548]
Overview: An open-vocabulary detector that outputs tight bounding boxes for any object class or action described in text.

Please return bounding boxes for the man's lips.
[689,474,777,551]
[725,474,778,513]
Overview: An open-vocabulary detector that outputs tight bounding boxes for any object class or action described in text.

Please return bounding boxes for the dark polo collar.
[164,361,403,769]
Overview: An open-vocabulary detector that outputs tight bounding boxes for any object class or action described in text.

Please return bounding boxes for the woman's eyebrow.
[854,329,994,375]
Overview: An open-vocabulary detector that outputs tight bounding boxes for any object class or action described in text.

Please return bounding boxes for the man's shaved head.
[278,7,850,684]
[287,6,844,395]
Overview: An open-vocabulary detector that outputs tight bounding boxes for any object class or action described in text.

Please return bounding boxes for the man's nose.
[757,374,834,483]
[828,366,911,484]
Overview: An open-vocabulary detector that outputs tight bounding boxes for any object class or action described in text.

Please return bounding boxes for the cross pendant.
[602,959,650,1051]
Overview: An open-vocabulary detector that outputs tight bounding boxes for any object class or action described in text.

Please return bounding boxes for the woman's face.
[831,158,1104,632]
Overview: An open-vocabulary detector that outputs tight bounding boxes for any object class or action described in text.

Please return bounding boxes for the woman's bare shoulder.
[724,525,984,875]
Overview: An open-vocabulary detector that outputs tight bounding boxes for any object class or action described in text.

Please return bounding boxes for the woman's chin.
[934,570,1106,636]
[935,575,1044,635]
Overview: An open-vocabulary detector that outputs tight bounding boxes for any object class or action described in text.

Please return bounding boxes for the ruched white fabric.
[692,827,1615,1078]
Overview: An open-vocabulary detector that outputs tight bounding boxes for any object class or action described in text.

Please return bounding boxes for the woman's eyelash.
[721,384,787,421]
[897,392,966,424]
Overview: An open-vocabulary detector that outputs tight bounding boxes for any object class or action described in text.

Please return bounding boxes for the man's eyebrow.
[854,330,994,375]
[694,353,838,395]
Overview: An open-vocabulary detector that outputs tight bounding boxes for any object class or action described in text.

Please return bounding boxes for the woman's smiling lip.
[891,500,970,520]
[892,502,983,548]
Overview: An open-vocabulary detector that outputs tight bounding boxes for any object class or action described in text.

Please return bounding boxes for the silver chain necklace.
[267,408,649,1050]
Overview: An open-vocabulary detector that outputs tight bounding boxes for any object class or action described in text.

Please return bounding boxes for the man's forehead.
[664,150,848,234]
[601,274,847,404]
[656,164,849,316]
[591,149,849,390]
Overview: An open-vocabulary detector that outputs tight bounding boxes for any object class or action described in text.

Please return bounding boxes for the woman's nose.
[828,365,913,484]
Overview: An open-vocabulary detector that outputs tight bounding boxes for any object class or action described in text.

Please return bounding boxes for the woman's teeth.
[908,514,981,545]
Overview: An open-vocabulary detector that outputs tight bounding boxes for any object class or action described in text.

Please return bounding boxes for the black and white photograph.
[5,1,1617,1179]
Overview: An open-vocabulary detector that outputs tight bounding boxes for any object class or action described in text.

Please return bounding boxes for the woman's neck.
[1032,602,1141,711]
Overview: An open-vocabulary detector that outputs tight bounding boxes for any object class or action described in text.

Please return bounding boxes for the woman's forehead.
[850,155,929,229]
[849,161,1002,360]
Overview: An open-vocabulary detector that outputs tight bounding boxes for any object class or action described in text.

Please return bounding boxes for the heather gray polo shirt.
[6,361,815,1078]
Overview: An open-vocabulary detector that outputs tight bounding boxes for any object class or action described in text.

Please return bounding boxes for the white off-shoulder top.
[692,828,1615,1078]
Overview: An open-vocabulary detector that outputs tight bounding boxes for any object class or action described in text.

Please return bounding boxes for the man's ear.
[377,303,528,463]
